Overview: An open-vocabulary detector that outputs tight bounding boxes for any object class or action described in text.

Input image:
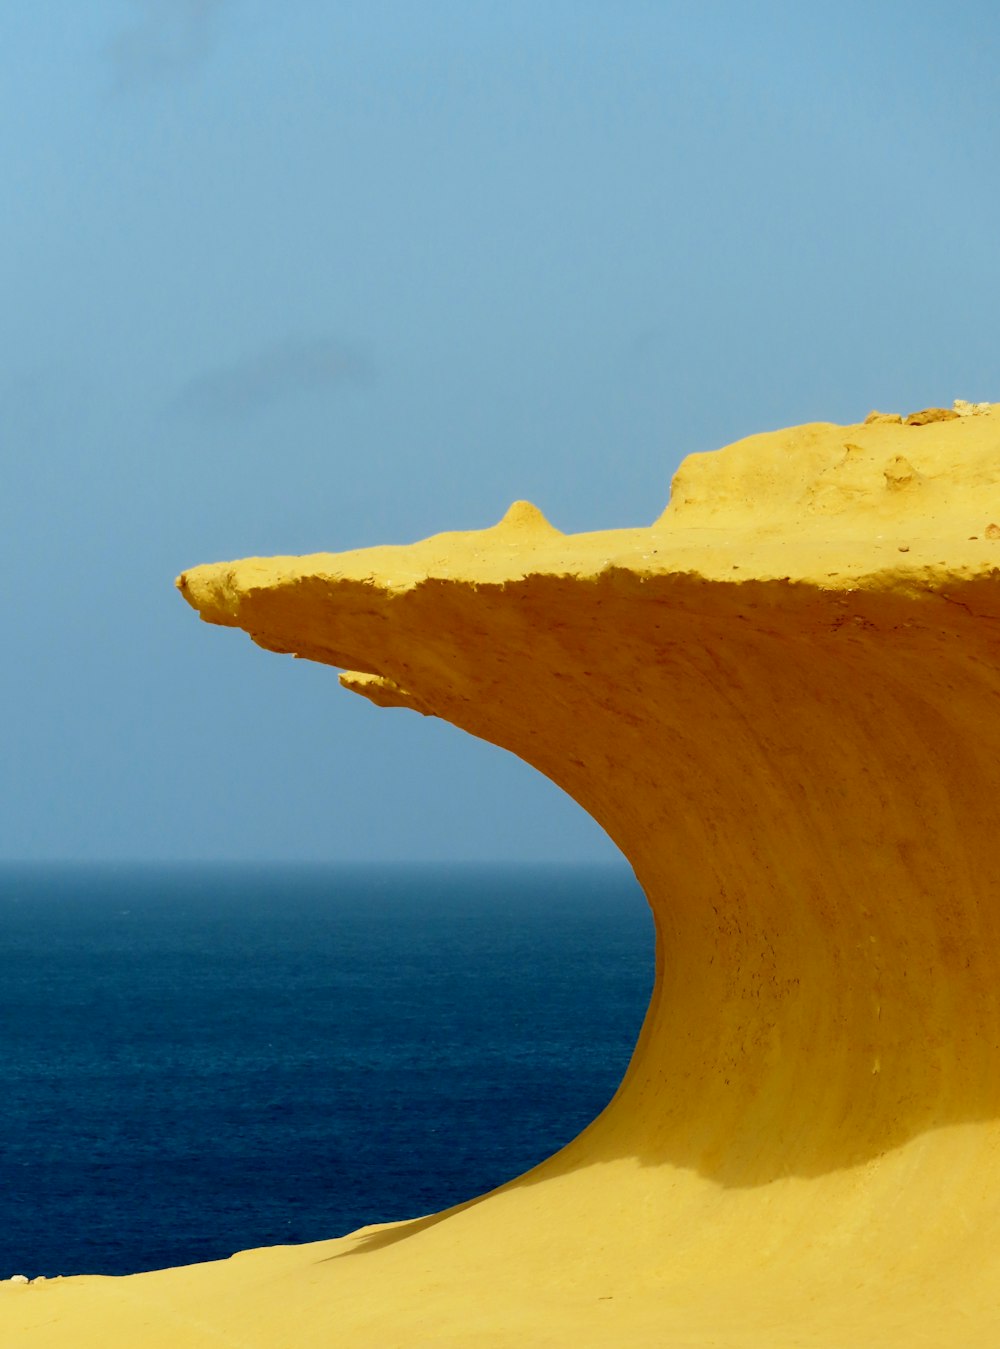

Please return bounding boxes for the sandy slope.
[8,405,1000,1345]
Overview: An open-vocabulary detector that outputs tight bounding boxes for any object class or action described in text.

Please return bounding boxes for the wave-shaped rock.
[10,405,1000,1345]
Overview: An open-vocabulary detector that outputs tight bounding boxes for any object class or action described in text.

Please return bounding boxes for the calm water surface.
[0,863,653,1276]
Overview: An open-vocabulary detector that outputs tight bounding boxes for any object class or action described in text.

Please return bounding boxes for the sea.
[0,863,653,1278]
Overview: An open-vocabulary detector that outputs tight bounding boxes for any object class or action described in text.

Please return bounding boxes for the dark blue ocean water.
[0,864,653,1278]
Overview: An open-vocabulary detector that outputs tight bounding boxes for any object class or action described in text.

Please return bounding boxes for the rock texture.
[9,404,1000,1346]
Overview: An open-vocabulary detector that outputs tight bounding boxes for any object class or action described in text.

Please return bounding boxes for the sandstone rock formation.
[8,405,1000,1346]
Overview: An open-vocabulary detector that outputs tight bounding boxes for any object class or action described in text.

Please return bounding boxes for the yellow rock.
[953,399,993,417]
[903,406,960,425]
[11,406,1000,1346]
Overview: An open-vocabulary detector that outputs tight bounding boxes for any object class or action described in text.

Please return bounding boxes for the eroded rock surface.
[9,405,1000,1347]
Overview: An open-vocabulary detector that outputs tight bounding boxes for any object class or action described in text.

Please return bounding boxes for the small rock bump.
[864,411,903,425]
[953,399,992,417]
[986,524,1000,540]
[494,500,559,534]
[884,456,921,491]
[904,407,960,426]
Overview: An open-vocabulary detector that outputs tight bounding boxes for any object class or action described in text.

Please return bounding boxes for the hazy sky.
[4,1,998,863]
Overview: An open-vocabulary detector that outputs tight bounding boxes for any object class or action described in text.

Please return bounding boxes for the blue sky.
[3,1,998,862]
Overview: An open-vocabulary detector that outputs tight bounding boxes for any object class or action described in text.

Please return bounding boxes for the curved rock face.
[10,407,1000,1346]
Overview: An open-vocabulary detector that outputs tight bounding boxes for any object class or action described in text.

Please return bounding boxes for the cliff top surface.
[178,402,1000,623]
